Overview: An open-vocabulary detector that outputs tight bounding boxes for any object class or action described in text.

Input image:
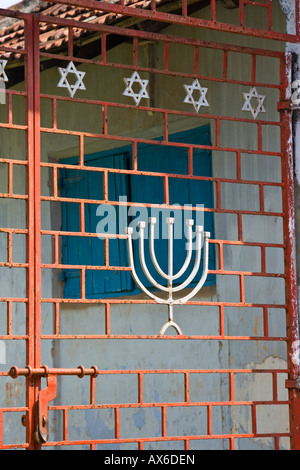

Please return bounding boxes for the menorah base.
[159,320,183,336]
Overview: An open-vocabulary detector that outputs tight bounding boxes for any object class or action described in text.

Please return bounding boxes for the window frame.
[60,125,216,299]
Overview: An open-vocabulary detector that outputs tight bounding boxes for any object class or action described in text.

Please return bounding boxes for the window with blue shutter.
[60,125,216,299]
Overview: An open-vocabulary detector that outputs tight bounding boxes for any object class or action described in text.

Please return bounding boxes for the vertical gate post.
[25,12,37,450]
[280,52,300,450]
[33,13,42,450]
[2,0,299,450]
[25,13,42,450]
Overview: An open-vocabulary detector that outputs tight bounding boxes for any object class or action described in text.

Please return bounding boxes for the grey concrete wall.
[0,0,292,450]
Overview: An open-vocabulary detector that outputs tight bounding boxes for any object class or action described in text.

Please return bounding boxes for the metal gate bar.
[0,9,33,449]
[279,52,300,451]
[41,0,300,44]
[0,0,299,450]
[7,365,291,450]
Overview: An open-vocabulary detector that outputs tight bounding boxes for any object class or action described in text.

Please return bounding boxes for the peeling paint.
[279,0,296,35]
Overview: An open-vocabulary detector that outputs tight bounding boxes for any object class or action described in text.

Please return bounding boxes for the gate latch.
[9,365,99,444]
[34,373,57,444]
[9,365,58,444]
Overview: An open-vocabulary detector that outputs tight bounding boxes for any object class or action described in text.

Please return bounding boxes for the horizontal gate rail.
[33,10,287,58]
[6,365,292,450]
[7,365,290,377]
[33,0,300,43]
[9,365,99,378]
[0,0,299,451]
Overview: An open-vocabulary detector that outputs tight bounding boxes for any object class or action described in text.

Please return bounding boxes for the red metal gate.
[0,0,300,451]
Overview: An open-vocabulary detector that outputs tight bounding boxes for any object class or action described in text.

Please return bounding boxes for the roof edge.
[0,1,50,29]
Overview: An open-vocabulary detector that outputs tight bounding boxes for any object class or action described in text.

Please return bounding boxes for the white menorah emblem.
[126,217,210,336]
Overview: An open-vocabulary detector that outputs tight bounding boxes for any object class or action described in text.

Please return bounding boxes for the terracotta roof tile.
[0,0,171,61]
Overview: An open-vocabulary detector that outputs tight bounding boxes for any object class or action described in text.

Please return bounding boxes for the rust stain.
[6,381,20,406]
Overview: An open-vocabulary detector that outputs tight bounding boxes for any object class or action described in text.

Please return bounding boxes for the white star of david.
[0,60,8,83]
[183,79,209,113]
[242,87,266,119]
[123,71,149,106]
[57,61,86,98]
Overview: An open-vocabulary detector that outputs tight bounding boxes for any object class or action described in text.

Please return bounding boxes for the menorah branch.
[126,217,210,336]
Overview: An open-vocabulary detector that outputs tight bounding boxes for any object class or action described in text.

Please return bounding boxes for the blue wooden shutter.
[60,152,133,298]
[60,125,215,299]
[130,125,215,289]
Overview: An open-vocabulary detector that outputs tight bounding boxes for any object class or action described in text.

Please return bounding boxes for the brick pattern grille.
[0,1,298,450]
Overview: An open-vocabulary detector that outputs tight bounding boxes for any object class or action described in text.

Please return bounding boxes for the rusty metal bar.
[34,0,300,43]
[9,366,288,377]
[25,13,38,451]
[34,10,285,58]
[280,52,300,451]
[9,365,99,379]
[0,0,298,450]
